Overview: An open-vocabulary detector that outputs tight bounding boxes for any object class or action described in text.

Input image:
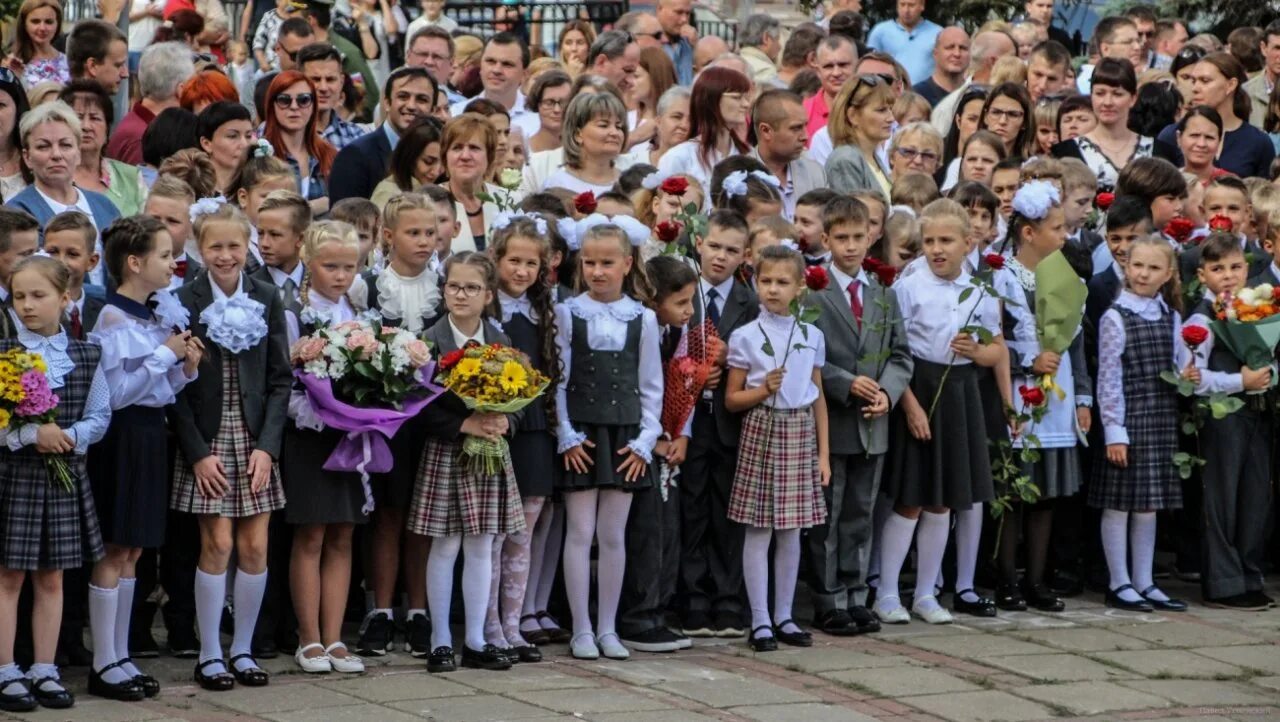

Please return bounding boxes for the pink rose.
[333,321,363,333]
[405,339,432,367]
[291,336,327,364]
[345,330,380,359]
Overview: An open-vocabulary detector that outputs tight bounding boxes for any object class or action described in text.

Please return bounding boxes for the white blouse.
[286,293,359,430]
[726,309,826,409]
[895,266,1001,364]
[656,140,740,206]
[376,264,440,334]
[1097,290,1190,445]
[89,298,197,409]
[542,169,618,197]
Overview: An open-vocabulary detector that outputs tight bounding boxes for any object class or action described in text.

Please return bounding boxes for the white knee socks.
[1101,509,1142,602]
[914,511,951,608]
[427,535,462,650]
[877,512,918,605]
[461,534,494,651]
[1129,512,1165,600]
[89,585,130,683]
[195,569,227,672]
[115,578,138,676]
[954,505,983,603]
[230,569,267,672]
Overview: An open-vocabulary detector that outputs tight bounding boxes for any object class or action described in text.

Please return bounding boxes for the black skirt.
[369,410,428,510]
[281,427,370,526]
[509,429,557,497]
[88,405,170,548]
[885,359,995,508]
[556,423,655,492]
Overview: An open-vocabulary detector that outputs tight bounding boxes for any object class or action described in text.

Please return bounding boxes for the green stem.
[926,286,989,422]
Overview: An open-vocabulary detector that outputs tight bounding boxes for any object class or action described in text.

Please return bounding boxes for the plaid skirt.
[406,436,526,537]
[171,358,285,518]
[0,453,104,570]
[728,405,827,529]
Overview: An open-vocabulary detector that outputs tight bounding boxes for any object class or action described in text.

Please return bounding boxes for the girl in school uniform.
[87,217,201,701]
[485,215,561,663]
[555,219,663,661]
[283,221,371,675]
[0,257,111,712]
[169,201,292,691]
[878,199,1006,626]
[1091,236,1190,613]
[407,251,525,674]
[724,245,831,652]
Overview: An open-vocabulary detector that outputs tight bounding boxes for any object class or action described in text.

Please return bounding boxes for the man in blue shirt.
[866,0,942,86]
[659,0,696,85]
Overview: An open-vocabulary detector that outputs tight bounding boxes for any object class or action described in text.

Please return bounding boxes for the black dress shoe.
[995,582,1027,611]
[0,679,36,712]
[251,637,279,659]
[815,608,857,636]
[952,589,998,617]
[773,620,812,647]
[228,654,270,686]
[427,646,456,673]
[513,645,542,663]
[848,605,881,634]
[120,658,161,697]
[58,634,94,666]
[747,626,777,652]
[194,659,235,691]
[1139,585,1187,612]
[29,677,74,709]
[519,615,550,646]
[461,644,513,670]
[89,662,145,701]
[1105,584,1154,612]
[1023,583,1065,612]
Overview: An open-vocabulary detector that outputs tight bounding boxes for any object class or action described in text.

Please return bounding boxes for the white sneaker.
[569,632,599,660]
[325,642,365,673]
[596,633,631,660]
[873,597,911,624]
[911,596,954,625]
[294,643,332,673]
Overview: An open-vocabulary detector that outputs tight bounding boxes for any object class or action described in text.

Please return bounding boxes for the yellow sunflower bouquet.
[437,343,551,474]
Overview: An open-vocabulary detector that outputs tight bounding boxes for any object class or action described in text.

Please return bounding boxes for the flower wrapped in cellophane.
[1212,283,1280,371]
[0,349,72,491]
[436,343,551,474]
[660,320,724,439]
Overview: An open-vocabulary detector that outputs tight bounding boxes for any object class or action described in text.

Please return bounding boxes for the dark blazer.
[1248,262,1280,287]
[329,127,393,205]
[248,264,303,315]
[421,315,521,436]
[691,279,758,448]
[78,286,107,341]
[1083,266,1122,376]
[808,272,913,455]
[1181,239,1271,284]
[168,272,293,463]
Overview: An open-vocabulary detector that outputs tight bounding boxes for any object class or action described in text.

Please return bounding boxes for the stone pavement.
[11,576,1280,722]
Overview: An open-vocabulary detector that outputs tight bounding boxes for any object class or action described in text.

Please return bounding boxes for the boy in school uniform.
[679,209,759,637]
[1058,159,1104,258]
[249,191,309,315]
[44,212,106,340]
[793,190,839,267]
[805,197,912,635]
[1085,197,1150,359]
[0,209,39,313]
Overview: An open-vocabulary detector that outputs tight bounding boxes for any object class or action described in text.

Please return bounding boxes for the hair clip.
[252,138,274,159]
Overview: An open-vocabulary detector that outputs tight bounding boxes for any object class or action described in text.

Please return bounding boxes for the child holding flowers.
[724,244,831,652]
[408,251,526,673]
[0,256,112,712]
[86,217,201,702]
[169,202,292,692]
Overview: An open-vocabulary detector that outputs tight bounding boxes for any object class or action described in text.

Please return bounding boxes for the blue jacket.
[4,185,121,243]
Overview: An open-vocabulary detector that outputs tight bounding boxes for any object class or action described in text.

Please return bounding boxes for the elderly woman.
[443,113,505,253]
[826,74,896,197]
[525,70,572,154]
[59,81,147,217]
[889,122,944,186]
[543,91,630,195]
[197,101,256,195]
[372,118,444,209]
[263,70,336,215]
[637,86,691,168]
[5,101,120,249]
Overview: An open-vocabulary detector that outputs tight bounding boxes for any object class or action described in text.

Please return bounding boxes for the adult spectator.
[1123,4,1157,71]
[866,0,942,86]
[805,35,855,144]
[0,70,28,202]
[778,23,825,88]
[1171,44,1207,99]
[1228,27,1265,75]
[657,67,751,199]
[442,114,502,253]
[406,26,463,106]
[330,66,436,204]
[1055,59,1152,192]
[616,11,664,49]
[1176,105,1224,184]
[67,19,129,98]
[658,0,696,85]
[940,86,988,188]
[739,14,783,88]
[1022,0,1073,52]
[693,36,729,76]
[6,101,120,240]
[1026,40,1071,103]
[276,17,314,72]
[826,74,896,197]
[543,92,630,195]
[107,42,194,166]
[1155,52,1276,178]
[1077,16,1142,94]
[914,27,969,107]
[449,33,530,122]
[630,48,678,151]
[930,29,1016,134]
[264,70,337,212]
[980,82,1035,158]
[888,122,943,185]
[197,101,256,194]
[827,10,866,50]
[371,118,443,208]
[178,70,240,114]
[128,0,165,73]
[809,51,904,165]
[1244,20,1280,127]
[1152,19,1189,70]
[639,86,692,167]
[11,0,68,86]
[139,107,200,185]
[60,81,146,217]
[1129,81,1181,138]
[304,0,378,121]
[525,70,572,154]
[748,89,824,219]
[588,30,641,97]
[403,0,456,42]
[557,20,596,77]
[298,43,364,150]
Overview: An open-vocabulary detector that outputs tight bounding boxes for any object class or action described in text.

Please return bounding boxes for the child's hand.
[862,390,889,418]
[616,447,648,482]
[763,368,784,394]
[666,436,689,466]
[819,456,831,487]
[193,455,230,498]
[715,345,727,366]
[563,440,595,474]
[164,332,189,360]
[1076,407,1092,434]
[949,333,980,359]
[1106,443,1128,468]
[1031,351,1061,375]
[1180,364,1202,385]
[183,335,205,375]
[1242,365,1272,391]
[483,413,510,438]
[247,449,273,492]
[705,364,722,390]
[850,375,881,402]
[654,438,670,458]
[905,403,931,441]
[34,423,73,454]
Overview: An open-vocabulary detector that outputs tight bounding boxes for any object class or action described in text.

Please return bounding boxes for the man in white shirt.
[449,32,530,120]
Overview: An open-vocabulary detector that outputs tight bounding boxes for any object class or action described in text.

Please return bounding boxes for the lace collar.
[1007,257,1036,291]
[565,293,643,323]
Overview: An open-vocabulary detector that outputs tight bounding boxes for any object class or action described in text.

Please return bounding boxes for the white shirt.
[699,276,734,321]
[1182,290,1274,398]
[88,298,197,409]
[449,315,485,350]
[727,308,826,409]
[450,89,531,122]
[894,265,1001,364]
[267,263,305,304]
[1097,290,1190,445]
[542,169,617,196]
[657,140,740,206]
[828,264,867,307]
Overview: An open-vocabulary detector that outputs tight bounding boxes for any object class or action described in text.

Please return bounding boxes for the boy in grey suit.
[805,197,913,635]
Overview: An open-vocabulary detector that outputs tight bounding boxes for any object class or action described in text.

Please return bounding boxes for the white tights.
[743,527,802,638]
[562,489,632,639]
[426,533,494,651]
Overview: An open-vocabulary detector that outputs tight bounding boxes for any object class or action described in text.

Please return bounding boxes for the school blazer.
[1249,263,1280,287]
[421,316,523,436]
[692,280,758,448]
[168,272,293,464]
[808,274,913,456]
[79,287,107,340]
[825,145,891,199]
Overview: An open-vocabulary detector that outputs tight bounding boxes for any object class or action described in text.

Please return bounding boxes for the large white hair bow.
[492,211,548,237]
[721,169,782,198]
[1011,180,1061,221]
[573,213,649,250]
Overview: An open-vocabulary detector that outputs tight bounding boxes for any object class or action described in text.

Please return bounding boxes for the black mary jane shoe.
[848,605,881,634]
[427,646,456,673]
[519,615,550,646]
[1139,585,1187,612]
[1023,583,1065,612]
[194,658,235,691]
[773,620,813,647]
[119,657,161,697]
[462,644,513,671]
[0,679,36,712]
[952,589,998,617]
[814,608,857,636]
[1105,584,1154,612]
[994,582,1028,611]
[228,654,270,687]
[747,626,777,653]
[30,677,75,709]
[89,662,145,701]
[513,645,542,663]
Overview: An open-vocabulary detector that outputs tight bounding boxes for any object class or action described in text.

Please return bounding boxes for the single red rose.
[1018,384,1046,407]
[1208,214,1234,232]
[1181,325,1209,348]
[440,348,465,370]
[1163,216,1196,244]
[574,190,597,214]
[862,257,885,273]
[655,220,682,243]
[983,253,1005,270]
[804,265,829,291]
[873,264,898,286]
[659,176,689,196]
[1095,192,1115,211]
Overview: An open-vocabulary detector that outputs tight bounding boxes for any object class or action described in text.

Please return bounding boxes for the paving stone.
[820,666,980,697]
[1091,649,1245,678]
[518,688,673,714]
[742,646,919,673]
[898,689,1055,721]
[23,700,170,722]
[902,633,1054,658]
[263,703,425,722]
[202,681,363,714]
[1113,621,1259,648]
[388,694,559,721]
[1192,645,1280,675]
[659,676,820,707]
[446,665,598,693]
[329,671,476,701]
[1251,675,1280,692]
[1119,679,1280,707]
[1014,626,1155,652]
[591,712,722,722]
[982,652,1139,682]
[729,702,882,722]
[588,659,745,687]
[1013,680,1172,715]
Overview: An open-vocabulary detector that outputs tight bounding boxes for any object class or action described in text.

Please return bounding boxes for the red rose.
[655,220,682,243]
[874,264,898,286]
[796,236,811,253]
[659,176,689,196]
[1273,286,1280,302]
[1208,214,1234,232]
[440,348,465,370]
[804,265,829,291]
[862,257,884,273]
[1096,192,1115,211]
[574,190,597,214]
[983,253,1005,270]
[1019,384,1046,407]
[1181,325,1209,348]
[1163,216,1196,244]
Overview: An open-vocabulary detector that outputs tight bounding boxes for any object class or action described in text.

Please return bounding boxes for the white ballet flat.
[873,597,911,624]
[596,633,630,661]
[294,643,332,673]
[325,642,365,673]
[911,596,955,625]
[569,632,600,660]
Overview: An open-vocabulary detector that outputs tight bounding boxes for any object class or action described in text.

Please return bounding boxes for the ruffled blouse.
[89,292,197,409]
[376,265,440,334]
[200,275,268,353]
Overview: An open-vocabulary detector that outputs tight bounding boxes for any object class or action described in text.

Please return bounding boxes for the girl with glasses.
[262,71,336,216]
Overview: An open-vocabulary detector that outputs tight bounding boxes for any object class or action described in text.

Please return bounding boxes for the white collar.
[828,264,868,292]
[210,274,245,302]
[1116,289,1168,314]
[448,315,485,349]
[699,276,734,302]
[268,263,304,288]
[924,267,970,287]
[498,289,535,322]
[35,185,87,212]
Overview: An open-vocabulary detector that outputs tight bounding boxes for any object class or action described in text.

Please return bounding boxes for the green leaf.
[761,338,775,356]
[799,306,821,325]
[959,287,974,303]
[1181,420,1198,435]
[972,327,994,344]
[1208,395,1244,419]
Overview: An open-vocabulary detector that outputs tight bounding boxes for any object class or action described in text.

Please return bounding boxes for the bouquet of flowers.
[0,349,71,491]
[291,319,445,512]
[660,320,724,438]
[1211,283,1280,370]
[437,343,551,474]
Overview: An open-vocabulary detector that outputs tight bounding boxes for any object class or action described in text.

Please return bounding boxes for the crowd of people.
[0,0,1278,712]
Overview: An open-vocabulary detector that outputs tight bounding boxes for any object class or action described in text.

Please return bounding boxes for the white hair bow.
[189,197,225,225]
[556,217,578,249]
[722,169,782,199]
[252,138,274,159]
[640,170,672,191]
[573,213,649,249]
[492,211,548,237]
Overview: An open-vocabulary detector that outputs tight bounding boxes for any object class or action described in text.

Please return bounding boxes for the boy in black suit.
[248,190,310,315]
[45,212,106,340]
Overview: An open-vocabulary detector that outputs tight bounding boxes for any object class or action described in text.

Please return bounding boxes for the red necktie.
[848,280,862,329]
[70,305,82,339]
[174,259,187,278]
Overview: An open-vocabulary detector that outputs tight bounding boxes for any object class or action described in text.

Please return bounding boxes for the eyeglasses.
[895,146,939,164]
[539,98,566,110]
[278,46,299,62]
[444,282,485,297]
[986,107,1025,122]
[634,31,663,40]
[274,92,314,109]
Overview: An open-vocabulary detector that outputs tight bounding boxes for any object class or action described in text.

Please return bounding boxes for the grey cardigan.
[824,144,891,199]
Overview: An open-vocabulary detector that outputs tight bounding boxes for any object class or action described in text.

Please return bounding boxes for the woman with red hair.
[263,70,336,214]
[179,69,240,114]
[655,66,752,202]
